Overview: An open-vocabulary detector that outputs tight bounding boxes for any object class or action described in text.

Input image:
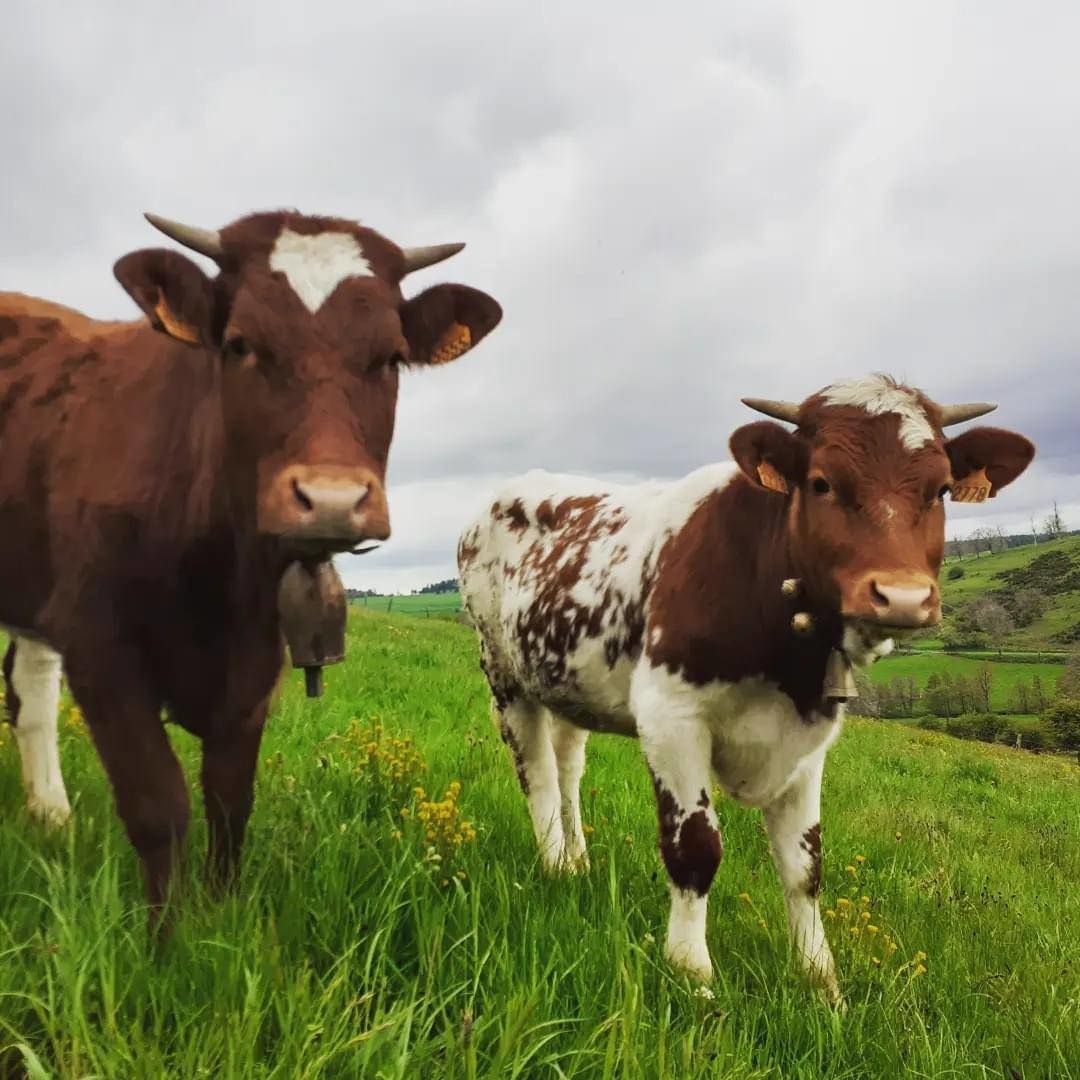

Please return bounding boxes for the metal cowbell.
[278,560,347,698]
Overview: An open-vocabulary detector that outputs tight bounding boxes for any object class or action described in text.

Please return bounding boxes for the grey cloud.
[3,0,1077,592]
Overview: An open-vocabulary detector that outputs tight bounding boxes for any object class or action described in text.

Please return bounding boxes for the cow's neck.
[140,337,290,611]
[649,474,841,718]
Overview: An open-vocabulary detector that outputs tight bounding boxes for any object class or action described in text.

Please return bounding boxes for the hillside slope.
[933,533,1080,651]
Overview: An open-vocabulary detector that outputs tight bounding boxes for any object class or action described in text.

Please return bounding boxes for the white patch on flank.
[821,375,935,451]
[269,228,374,314]
[7,636,70,826]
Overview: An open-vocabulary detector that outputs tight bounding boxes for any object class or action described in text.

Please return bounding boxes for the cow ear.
[399,284,502,367]
[114,249,216,348]
[729,421,807,495]
[945,427,1035,502]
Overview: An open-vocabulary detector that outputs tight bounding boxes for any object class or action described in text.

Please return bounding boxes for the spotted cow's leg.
[499,699,565,871]
[550,714,589,872]
[762,749,842,1006]
[636,699,721,982]
[4,638,71,827]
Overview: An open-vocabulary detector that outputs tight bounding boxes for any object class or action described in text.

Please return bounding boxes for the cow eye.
[811,476,831,495]
[222,335,248,361]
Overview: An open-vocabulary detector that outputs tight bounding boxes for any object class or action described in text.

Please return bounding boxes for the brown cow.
[0,209,502,920]
[458,375,1034,1004]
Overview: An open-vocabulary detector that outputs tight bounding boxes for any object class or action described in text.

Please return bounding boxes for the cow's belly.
[507,616,639,735]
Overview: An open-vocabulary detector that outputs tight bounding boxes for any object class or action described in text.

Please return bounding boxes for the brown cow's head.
[112,210,502,559]
[730,375,1035,632]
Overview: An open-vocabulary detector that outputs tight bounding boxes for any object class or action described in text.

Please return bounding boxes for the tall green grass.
[1,611,1078,1078]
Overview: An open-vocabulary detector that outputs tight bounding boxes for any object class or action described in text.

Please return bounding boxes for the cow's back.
[459,465,736,728]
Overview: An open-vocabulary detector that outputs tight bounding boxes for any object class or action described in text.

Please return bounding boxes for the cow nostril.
[291,479,314,512]
[353,486,370,512]
[870,581,890,609]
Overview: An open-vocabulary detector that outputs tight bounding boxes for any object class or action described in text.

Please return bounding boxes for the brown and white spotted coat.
[458,376,1035,1002]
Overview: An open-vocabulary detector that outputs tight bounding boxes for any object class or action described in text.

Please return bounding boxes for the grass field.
[867,653,1065,711]
[2,610,1079,1078]
[352,592,462,617]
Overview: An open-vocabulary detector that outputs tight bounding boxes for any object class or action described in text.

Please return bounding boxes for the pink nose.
[263,465,390,549]
[867,578,938,627]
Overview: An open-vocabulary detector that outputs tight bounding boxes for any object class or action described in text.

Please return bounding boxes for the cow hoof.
[815,978,846,1012]
[28,795,72,828]
[562,850,590,875]
[664,942,713,984]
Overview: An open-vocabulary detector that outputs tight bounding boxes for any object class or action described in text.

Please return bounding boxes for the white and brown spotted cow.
[458,375,1035,1003]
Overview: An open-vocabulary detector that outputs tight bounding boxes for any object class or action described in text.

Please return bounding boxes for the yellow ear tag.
[757,461,789,494]
[153,295,200,345]
[951,467,991,503]
[430,322,472,365]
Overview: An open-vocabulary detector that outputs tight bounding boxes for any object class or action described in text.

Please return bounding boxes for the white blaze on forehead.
[820,375,935,451]
[269,228,374,314]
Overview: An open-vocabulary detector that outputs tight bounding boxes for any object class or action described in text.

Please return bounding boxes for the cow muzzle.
[844,571,940,629]
[263,465,391,553]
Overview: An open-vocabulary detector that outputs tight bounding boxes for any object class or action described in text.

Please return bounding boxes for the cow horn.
[143,213,224,259]
[741,398,801,424]
[400,242,465,274]
[938,402,998,426]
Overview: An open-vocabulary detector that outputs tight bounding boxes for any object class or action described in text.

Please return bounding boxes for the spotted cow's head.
[729,375,1035,631]
[113,210,502,559]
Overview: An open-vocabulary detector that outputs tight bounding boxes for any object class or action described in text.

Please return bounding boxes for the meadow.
[865,653,1064,712]
[1,610,1078,1079]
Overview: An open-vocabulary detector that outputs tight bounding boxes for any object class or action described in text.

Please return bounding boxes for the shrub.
[1044,698,1080,753]
[916,715,945,732]
[947,565,965,581]
[995,716,1057,752]
[944,713,1000,743]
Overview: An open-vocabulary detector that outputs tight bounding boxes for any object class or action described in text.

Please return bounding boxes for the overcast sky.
[4,1,1077,592]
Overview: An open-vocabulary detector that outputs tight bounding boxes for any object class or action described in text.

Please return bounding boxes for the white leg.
[499,700,565,871]
[7,638,71,827]
[636,704,721,982]
[762,751,841,1006]
[550,714,589,872]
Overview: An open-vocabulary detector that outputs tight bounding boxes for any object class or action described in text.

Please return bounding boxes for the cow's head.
[730,375,1034,632]
[113,210,502,558]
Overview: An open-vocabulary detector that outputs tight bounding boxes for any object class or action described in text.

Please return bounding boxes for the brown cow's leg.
[200,702,269,894]
[64,652,188,925]
[762,751,842,1007]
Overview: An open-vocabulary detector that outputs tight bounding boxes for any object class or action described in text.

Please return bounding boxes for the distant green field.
[868,652,1064,711]
[352,591,462,617]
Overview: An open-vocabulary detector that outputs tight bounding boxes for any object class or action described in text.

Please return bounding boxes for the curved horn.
[741,398,801,424]
[938,402,998,426]
[401,242,465,274]
[143,212,224,259]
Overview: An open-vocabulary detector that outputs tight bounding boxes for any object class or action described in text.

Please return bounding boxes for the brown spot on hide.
[500,722,529,794]
[800,822,822,896]
[2,641,20,726]
[512,496,634,686]
[653,773,722,895]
